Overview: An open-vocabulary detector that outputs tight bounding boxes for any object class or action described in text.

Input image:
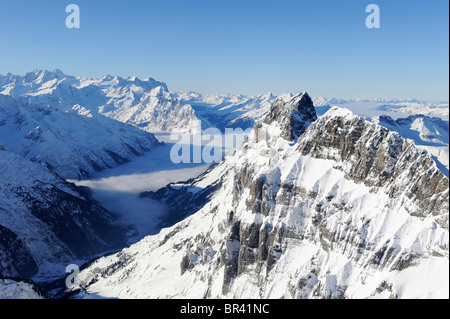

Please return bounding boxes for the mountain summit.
[0,70,200,134]
[262,92,317,141]
[66,96,449,299]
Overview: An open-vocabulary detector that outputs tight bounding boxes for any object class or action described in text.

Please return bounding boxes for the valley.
[73,137,211,243]
[0,70,448,299]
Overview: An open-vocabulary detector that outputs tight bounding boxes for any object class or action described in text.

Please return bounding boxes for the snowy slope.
[0,94,160,179]
[313,97,449,120]
[176,92,449,175]
[0,144,125,279]
[376,100,449,119]
[175,91,449,128]
[0,279,47,299]
[174,92,293,130]
[68,94,449,299]
[98,86,201,134]
[372,115,449,173]
[2,70,447,132]
[0,70,201,134]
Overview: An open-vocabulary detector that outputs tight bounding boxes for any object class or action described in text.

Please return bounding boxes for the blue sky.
[0,0,448,100]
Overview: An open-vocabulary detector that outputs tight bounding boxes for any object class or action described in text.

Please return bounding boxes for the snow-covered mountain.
[2,70,447,133]
[0,70,201,134]
[372,115,449,174]
[376,100,449,119]
[174,91,292,130]
[0,94,160,179]
[0,144,125,279]
[373,115,449,146]
[175,91,449,127]
[66,93,449,299]
[175,91,449,176]
[1,71,448,298]
[0,278,48,299]
[313,97,449,119]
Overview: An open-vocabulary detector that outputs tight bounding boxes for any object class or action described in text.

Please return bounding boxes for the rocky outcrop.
[262,92,317,141]
[71,96,449,299]
[0,146,126,279]
[213,107,448,297]
[141,165,223,228]
[297,107,449,228]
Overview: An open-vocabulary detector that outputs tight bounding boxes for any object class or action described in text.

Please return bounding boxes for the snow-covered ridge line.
[0,69,168,93]
[175,91,449,123]
[297,107,449,228]
[371,114,449,174]
[2,70,447,135]
[0,94,161,179]
[67,95,449,299]
[0,69,201,134]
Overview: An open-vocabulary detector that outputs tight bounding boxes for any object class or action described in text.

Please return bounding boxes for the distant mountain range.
[0,69,201,134]
[0,70,448,299]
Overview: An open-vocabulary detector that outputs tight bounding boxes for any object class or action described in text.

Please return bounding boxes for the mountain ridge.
[0,94,161,179]
[0,145,126,279]
[0,70,201,134]
[65,95,449,299]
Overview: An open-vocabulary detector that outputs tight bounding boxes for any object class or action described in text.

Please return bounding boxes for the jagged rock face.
[262,92,317,141]
[71,97,449,299]
[297,108,449,228]
[217,108,448,297]
[0,146,126,278]
[371,114,449,173]
[141,165,223,229]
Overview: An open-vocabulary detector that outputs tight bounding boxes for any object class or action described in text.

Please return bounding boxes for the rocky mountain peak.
[297,107,449,228]
[23,69,67,84]
[60,102,449,299]
[262,92,317,141]
[70,103,449,299]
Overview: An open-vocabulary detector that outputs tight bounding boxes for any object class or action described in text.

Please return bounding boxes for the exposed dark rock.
[0,225,39,278]
[263,93,317,141]
[142,165,222,229]
[0,147,127,279]
[297,109,449,228]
